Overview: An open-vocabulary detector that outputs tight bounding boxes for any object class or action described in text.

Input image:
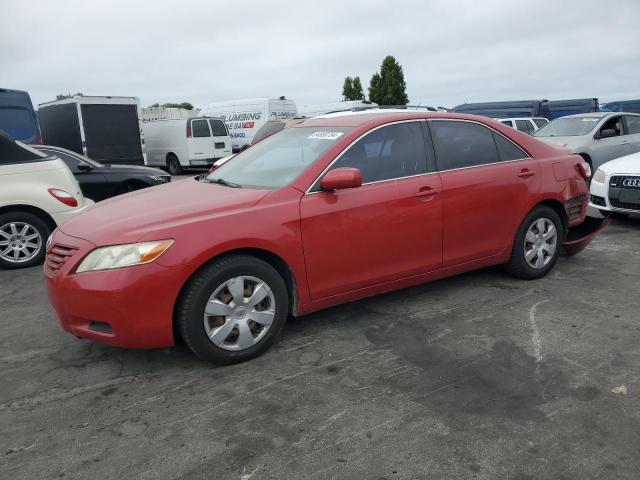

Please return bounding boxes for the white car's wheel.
[0,212,50,269]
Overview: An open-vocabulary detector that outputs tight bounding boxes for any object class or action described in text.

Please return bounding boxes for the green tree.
[368,55,409,105]
[149,102,160,108]
[161,102,194,110]
[56,92,83,100]
[342,76,354,101]
[351,76,365,101]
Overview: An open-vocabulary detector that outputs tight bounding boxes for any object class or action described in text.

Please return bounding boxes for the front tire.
[0,212,50,269]
[166,154,184,176]
[176,255,289,365]
[505,206,562,280]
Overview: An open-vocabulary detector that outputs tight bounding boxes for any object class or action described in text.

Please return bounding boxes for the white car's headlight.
[76,240,174,273]
[592,169,606,183]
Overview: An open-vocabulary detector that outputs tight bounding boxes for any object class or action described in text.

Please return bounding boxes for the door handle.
[415,187,441,198]
[517,169,536,178]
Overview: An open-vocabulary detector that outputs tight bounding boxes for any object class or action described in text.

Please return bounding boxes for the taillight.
[37,137,43,145]
[577,161,591,179]
[48,188,78,207]
[186,125,192,138]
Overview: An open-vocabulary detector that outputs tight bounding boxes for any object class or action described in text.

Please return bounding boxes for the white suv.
[498,117,549,135]
[0,132,93,269]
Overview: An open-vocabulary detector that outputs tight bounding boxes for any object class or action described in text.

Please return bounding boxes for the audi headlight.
[76,240,174,273]
[592,169,606,183]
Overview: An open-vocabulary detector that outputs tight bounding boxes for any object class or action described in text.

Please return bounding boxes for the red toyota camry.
[45,112,603,365]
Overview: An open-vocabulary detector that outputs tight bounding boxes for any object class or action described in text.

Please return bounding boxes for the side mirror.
[77,162,92,171]
[320,167,362,191]
[597,128,617,139]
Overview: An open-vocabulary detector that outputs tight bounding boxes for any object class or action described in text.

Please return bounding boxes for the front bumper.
[589,176,640,214]
[45,229,185,349]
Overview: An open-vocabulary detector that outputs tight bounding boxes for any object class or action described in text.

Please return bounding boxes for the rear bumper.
[562,216,610,256]
[45,230,183,349]
[50,199,94,226]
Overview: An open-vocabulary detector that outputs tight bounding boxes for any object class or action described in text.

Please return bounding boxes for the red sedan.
[45,112,602,365]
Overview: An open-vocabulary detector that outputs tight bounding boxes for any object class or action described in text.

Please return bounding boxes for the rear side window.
[493,133,528,161]
[430,121,498,170]
[500,120,513,127]
[533,118,548,128]
[0,134,46,164]
[515,119,534,134]
[623,115,640,134]
[192,120,210,137]
[209,119,227,137]
[329,122,428,183]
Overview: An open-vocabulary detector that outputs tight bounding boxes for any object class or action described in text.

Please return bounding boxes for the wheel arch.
[535,199,569,237]
[0,204,57,232]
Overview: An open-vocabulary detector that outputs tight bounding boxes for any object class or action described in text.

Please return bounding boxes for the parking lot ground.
[1,216,639,479]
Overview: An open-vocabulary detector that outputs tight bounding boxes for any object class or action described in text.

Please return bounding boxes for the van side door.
[188,119,215,166]
[208,119,232,159]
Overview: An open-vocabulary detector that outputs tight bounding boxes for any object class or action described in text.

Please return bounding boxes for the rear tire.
[166,154,183,176]
[0,211,50,269]
[176,255,289,365]
[504,205,563,280]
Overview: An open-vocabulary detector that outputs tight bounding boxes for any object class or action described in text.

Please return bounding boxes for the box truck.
[38,96,146,165]
[143,117,232,175]
[199,97,297,152]
[0,88,41,144]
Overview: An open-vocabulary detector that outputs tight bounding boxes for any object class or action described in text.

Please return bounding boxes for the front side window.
[533,118,548,128]
[328,122,428,183]
[206,127,351,189]
[599,116,623,136]
[430,121,499,170]
[192,120,211,137]
[623,115,640,135]
[209,119,227,137]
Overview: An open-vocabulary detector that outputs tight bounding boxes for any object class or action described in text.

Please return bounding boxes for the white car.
[498,117,549,135]
[589,151,640,217]
[0,132,93,269]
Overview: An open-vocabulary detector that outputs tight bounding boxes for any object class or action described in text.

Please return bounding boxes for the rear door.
[208,119,232,159]
[428,119,541,266]
[300,121,443,300]
[188,119,214,165]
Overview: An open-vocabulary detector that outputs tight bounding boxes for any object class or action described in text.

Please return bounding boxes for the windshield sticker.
[581,118,600,122]
[308,131,344,140]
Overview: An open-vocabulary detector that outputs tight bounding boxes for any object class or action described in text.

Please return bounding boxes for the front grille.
[590,194,606,206]
[610,198,640,211]
[610,175,640,189]
[45,244,78,274]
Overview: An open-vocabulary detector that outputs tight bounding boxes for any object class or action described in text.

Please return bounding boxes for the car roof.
[298,111,482,128]
[497,117,547,121]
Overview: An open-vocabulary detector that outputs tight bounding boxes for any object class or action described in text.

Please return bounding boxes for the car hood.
[598,151,640,173]
[58,178,271,245]
[99,164,168,176]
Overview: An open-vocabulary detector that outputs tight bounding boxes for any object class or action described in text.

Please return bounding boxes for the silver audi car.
[533,112,640,172]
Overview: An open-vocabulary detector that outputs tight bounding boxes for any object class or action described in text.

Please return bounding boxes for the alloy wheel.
[0,222,42,264]
[203,275,276,351]
[523,217,557,269]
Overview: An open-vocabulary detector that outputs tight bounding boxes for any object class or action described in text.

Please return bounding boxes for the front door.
[428,119,541,266]
[622,115,640,156]
[300,121,443,300]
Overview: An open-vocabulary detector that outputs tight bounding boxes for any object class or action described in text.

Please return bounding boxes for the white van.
[297,100,377,117]
[199,97,297,152]
[143,117,231,175]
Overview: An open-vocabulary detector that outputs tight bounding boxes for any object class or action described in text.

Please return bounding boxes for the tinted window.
[0,133,46,164]
[515,120,533,134]
[600,116,623,136]
[329,122,427,183]
[533,118,548,128]
[252,121,286,144]
[500,120,513,127]
[209,119,227,137]
[0,107,36,141]
[623,115,640,134]
[192,120,210,137]
[493,133,528,161]
[430,121,498,170]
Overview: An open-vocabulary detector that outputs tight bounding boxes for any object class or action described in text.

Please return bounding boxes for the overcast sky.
[2,0,639,110]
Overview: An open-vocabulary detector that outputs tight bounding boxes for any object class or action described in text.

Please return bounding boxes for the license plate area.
[619,189,640,203]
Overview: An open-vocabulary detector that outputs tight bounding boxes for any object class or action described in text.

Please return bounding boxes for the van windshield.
[533,117,601,137]
[0,107,36,141]
[206,127,351,189]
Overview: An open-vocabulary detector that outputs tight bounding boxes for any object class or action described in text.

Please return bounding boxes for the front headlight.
[592,169,606,183]
[76,239,174,273]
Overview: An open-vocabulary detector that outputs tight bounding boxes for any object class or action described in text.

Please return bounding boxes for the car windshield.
[205,127,351,189]
[533,117,602,137]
